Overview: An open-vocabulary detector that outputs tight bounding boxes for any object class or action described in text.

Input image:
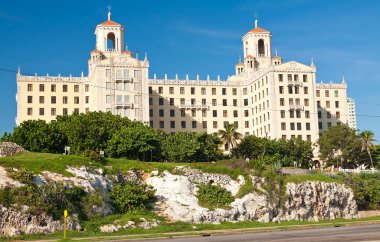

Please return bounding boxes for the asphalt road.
[131,224,380,242]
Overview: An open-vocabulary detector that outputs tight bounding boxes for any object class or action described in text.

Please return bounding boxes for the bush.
[83,150,104,163]
[0,187,14,207]
[7,168,34,184]
[110,182,156,213]
[196,183,234,209]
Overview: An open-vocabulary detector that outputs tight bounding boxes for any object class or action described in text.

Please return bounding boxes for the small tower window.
[107,32,115,50]
[258,39,265,56]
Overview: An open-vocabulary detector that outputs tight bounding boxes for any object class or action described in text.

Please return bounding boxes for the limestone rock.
[0,142,26,157]
[0,166,23,189]
[0,205,81,237]
[99,219,159,232]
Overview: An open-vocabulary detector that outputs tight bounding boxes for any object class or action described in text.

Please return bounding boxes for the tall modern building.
[16,12,355,151]
[346,97,357,130]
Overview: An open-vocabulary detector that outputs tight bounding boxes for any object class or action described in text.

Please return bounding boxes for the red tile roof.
[245,55,254,59]
[235,62,244,67]
[99,20,122,26]
[248,27,270,33]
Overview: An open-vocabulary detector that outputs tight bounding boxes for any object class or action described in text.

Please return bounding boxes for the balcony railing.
[289,105,304,111]
[180,104,209,110]
[288,80,303,86]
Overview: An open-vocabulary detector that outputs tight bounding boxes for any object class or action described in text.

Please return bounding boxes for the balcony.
[115,77,133,82]
[289,105,304,111]
[116,102,132,108]
[288,80,303,86]
[180,104,209,110]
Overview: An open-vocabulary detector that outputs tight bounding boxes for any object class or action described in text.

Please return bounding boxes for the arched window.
[107,32,115,50]
[258,39,265,56]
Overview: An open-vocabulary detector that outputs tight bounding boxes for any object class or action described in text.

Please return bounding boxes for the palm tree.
[218,123,242,151]
[360,130,376,168]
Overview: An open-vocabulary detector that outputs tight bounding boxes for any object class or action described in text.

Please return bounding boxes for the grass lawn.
[3,215,380,241]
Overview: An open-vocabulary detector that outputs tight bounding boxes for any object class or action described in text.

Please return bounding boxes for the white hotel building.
[16,13,356,150]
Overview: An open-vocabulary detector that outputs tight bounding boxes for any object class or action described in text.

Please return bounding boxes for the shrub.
[83,150,104,163]
[7,168,34,184]
[110,182,156,213]
[0,187,14,207]
[196,183,234,209]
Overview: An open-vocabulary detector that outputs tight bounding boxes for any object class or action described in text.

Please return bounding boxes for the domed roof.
[247,20,270,34]
[235,62,244,67]
[99,20,122,26]
[245,55,254,59]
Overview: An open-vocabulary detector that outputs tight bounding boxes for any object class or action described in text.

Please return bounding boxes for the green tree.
[318,125,361,168]
[106,123,161,160]
[360,130,377,168]
[218,123,242,151]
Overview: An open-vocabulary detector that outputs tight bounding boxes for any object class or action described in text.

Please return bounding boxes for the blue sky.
[0,0,380,141]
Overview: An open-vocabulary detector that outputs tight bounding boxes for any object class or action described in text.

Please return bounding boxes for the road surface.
[129,224,380,242]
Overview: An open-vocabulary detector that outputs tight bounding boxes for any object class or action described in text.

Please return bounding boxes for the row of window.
[278,74,308,82]
[319,121,341,129]
[27,107,82,116]
[152,86,237,96]
[281,122,311,131]
[316,89,339,98]
[27,96,86,104]
[279,86,308,95]
[281,134,312,142]
[151,120,239,129]
[317,101,340,108]
[318,111,341,119]
[150,98,239,107]
[279,98,310,107]
[27,84,89,92]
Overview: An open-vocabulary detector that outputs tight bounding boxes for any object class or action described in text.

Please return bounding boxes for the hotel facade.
[16,13,355,150]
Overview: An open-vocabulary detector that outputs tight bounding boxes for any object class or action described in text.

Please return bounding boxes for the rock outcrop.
[0,167,23,189]
[0,205,81,237]
[99,218,160,232]
[147,171,358,224]
[278,181,357,221]
[0,142,26,157]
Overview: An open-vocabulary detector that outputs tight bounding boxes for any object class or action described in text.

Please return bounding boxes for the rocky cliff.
[0,165,358,237]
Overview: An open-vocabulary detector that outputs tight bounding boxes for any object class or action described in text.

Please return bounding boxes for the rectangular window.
[74,97,79,104]
[180,87,185,94]
[74,85,79,92]
[281,122,286,130]
[159,109,164,117]
[39,108,44,116]
[234,110,238,118]
[297,123,302,130]
[191,110,196,117]
[191,87,195,95]
[39,84,44,92]
[148,86,153,94]
[290,110,294,118]
[336,111,341,119]
[170,109,175,117]
[244,99,248,106]
[279,74,283,82]
[280,98,284,106]
[244,110,249,117]
[170,98,174,106]
[327,112,332,119]
[304,87,308,94]
[170,121,175,129]
[202,99,206,105]
[27,84,33,91]
[328,122,332,128]
[74,108,79,114]
[279,86,284,94]
[212,99,217,106]
[63,96,68,104]
[51,96,56,104]
[149,98,153,105]
[232,88,237,95]
[63,108,68,115]
[212,88,216,95]
[304,99,309,106]
[223,99,227,106]
[295,86,299,94]
[106,69,111,78]
[39,96,44,104]
[106,95,111,104]
[181,121,186,128]
[85,96,89,104]
[243,88,247,95]
[288,74,292,81]
[290,123,295,130]
[335,101,339,108]
[62,85,67,92]
[203,121,207,129]
[202,110,207,117]
[51,108,56,116]
[213,110,217,117]
[192,121,197,129]
[281,110,285,118]
[27,96,33,103]
[316,90,320,97]
[296,111,301,118]
[201,87,206,95]
[51,84,56,92]
[85,84,89,92]
[306,123,311,130]
[325,90,329,97]
[27,108,33,115]
[223,110,228,117]
[334,90,339,97]
[303,75,308,82]
[149,109,153,117]
[288,86,293,94]
[169,87,174,94]
[305,111,310,118]
[159,98,164,105]
[318,111,322,118]
[294,75,299,81]
[233,99,237,106]
[326,101,330,108]
[317,101,321,107]
[213,121,218,129]
[181,109,186,117]
[222,88,227,95]
[159,121,164,128]
[319,122,322,129]
[158,86,163,94]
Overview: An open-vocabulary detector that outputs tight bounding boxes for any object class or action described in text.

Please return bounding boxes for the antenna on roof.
[107,6,111,21]
[255,19,258,28]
